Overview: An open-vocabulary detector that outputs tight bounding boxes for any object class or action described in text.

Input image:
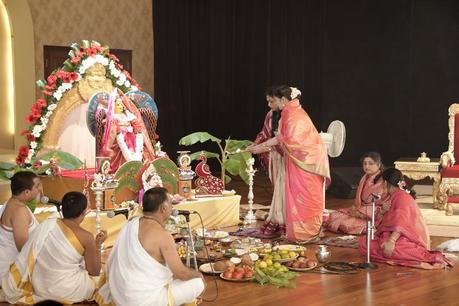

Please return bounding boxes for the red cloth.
[455,113,459,161]
[441,165,459,178]
[61,168,97,179]
[254,111,282,170]
[359,189,452,268]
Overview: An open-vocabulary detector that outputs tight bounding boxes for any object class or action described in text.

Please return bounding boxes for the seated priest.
[97,187,205,306]
[1,192,107,304]
[359,168,452,269]
[0,171,41,281]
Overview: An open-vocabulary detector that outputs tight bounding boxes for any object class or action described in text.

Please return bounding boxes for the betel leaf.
[179,132,221,146]
[189,151,220,161]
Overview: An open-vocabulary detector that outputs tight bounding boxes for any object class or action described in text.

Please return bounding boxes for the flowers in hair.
[290,87,301,100]
[397,180,410,193]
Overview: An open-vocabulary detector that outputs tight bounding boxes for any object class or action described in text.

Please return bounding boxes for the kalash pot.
[315,245,331,263]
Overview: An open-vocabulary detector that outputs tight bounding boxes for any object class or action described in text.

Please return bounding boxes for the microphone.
[106,209,129,219]
[41,196,62,207]
[371,193,381,200]
[172,209,197,216]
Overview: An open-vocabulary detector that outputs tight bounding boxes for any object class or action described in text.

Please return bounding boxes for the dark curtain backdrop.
[152,0,459,167]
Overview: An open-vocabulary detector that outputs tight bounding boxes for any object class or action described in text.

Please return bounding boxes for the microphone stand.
[359,195,379,270]
[184,213,198,270]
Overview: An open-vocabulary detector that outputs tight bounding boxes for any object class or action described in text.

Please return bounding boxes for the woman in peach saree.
[325,152,390,234]
[251,86,330,243]
[359,168,452,269]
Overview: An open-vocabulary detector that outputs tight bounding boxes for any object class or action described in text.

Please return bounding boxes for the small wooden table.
[394,158,440,208]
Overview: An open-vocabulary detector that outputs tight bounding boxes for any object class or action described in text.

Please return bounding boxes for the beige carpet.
[415,185,459,238]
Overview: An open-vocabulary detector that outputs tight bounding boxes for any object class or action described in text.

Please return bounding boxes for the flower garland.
[17,40,141,166]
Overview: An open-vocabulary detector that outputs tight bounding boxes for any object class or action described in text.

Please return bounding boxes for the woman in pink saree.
[250,86,330,243]
[325,152,390,234]
[359,168,452,269]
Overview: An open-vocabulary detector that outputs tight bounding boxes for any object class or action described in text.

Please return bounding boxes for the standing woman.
[247,88,285,236]
[325,152,390,234]
[249,85,330,243]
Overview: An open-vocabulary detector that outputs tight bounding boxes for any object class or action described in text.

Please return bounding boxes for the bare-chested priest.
[0,171,41,282]
[1,191,107,304]
[97,187,205,306]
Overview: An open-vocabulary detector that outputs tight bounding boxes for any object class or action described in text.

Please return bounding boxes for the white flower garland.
[116,133,144,162]
[290,87,301,100]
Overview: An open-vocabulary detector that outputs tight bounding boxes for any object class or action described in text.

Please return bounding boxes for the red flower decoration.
[71,56,81,64]
[16,145,30,165]
[32,160,42,169]
[26,134,36,142]
[42,90,53,96]
[86,47,97,56]
[36,99,47,108]
[47,75,57,86]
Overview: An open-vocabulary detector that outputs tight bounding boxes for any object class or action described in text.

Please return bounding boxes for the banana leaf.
[226,139,253,153]
[151,158,179,194]
[0,161,16,170]
[223,158,241,176]
[35,150,83,170]
[115,161,143,194]
[224,174,232,184]
[179,132,221,146]
[190,151,220,161]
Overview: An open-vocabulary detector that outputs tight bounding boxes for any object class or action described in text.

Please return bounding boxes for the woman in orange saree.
[250,86,330,243]
[359,168,452,269]
[325,152,390,234]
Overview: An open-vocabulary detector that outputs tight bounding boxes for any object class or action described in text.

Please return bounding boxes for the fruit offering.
[285,257,317,270]
[265,249,298,262]
[254,259,297,288]
[221,265,254,280]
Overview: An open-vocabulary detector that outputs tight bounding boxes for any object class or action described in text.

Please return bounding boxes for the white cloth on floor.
[97,217,204,306]
[1,218,96,305]
[436,238,459,252]
[0,203,38,281]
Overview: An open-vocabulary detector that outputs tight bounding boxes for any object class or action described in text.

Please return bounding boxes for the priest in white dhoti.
[1,192,107,304]
[97,187,205,306]
[0,172,41,282]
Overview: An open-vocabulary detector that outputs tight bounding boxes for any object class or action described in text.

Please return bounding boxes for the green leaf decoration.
[189,151,220,161]
[35,150,83,170]
[151,158,179,194]
[114,161,143,194]
[225,139,253,153]
[224,174,232,184]
[0,161,17,170]
[179,132,221,146]
[223,158,240,176]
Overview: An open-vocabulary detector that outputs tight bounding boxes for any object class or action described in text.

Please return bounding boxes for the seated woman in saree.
[325,152,390,235]
[247,87,285,237]
[359,168,452,269]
